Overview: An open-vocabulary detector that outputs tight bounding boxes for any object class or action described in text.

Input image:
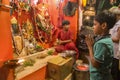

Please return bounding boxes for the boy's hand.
[85,34,94,50]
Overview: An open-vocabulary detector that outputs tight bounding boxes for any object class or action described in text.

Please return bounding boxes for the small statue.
[11,16,19,35]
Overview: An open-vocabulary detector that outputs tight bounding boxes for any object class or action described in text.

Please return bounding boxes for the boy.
[55,20,79,58]
[85,10,116,80]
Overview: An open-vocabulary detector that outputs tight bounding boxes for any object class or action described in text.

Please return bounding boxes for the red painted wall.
[0,0,13,62]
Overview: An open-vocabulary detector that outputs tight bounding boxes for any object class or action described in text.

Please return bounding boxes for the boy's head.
[62,20,70,30]
[93,10,116,35]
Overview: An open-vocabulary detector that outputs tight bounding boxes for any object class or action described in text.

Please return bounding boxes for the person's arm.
[60,30,73,44]
[112,27,120,43]
[117,27,120,39]
[56,30,73,45]
[85,34,100,68]
[54,39,71,45]
[59,40,72,44]
[112,37,119,43]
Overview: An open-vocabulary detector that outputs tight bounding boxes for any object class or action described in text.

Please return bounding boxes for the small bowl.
[74,63,89,71]
[4,59,19,68]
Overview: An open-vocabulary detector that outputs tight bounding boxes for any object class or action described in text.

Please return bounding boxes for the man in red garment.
[55,20,79,58]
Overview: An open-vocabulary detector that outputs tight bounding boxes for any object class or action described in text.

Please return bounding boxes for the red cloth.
[57,29,73,41]
[55,29,79,58]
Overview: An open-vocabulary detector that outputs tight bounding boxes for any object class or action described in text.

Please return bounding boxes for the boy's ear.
[101,22,107,29]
